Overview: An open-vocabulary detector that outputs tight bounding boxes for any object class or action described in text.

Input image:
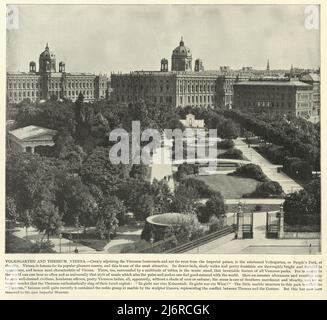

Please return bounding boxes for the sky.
[6,4,320,74]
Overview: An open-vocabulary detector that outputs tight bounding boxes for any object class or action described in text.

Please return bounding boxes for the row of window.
[9,91,39,98]
[116,95,173,104]
[183,95,214,104]
[179,84,215,94]
[8,79,105,90]
[8,90,96,101]
[239,100,293,108]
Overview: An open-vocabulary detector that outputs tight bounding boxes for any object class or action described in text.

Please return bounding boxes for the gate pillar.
[278,204,285,239]
[237,202,244,239]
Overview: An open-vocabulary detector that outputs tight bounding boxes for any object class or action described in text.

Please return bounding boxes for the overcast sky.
[6,4,320,74]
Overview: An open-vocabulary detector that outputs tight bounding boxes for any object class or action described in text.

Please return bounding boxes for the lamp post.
[237,201,244,239]
[68,233,72,253]
[150,236,154,252]
[59,233,62,253]
[278,203,285,239]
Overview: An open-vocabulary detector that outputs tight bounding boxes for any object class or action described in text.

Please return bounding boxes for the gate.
[242,212,253,239]
[266,211,279,239]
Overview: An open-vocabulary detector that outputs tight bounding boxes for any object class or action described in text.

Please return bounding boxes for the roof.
[9,125,57,141]
[235,80,312,87]
[300,73,320,82]
[172,38,192,57]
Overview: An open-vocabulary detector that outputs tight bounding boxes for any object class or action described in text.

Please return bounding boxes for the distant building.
[9,125,57,153]
[180,114,204,128]
[7,43,109,104]
[233,78,314,118]
[300,73,320,117]
[111,38,251,109]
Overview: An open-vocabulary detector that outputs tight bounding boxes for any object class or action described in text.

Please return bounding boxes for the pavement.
[234,138,303,194]
[197,198,284,205]
[185,211,320,254]
[150,137,174,191]
[11,225,100,254]
[10,224,144,254]
[104,225,143,253]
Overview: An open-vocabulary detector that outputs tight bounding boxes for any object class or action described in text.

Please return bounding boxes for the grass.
[6,231,33,253]
[62,232,108,251]
[195,174,258,199]
[77,239,108,251]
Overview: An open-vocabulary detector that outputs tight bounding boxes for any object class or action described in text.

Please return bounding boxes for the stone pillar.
[237,202,244,239]
[278,204,285,239]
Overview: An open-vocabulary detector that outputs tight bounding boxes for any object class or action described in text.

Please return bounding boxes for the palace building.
[7,43,109,104]
[111,37,250,109]
[233,78,314,118]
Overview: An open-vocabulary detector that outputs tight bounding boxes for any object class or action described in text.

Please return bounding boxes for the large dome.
[172,37,192,57]
[39,43,56,60]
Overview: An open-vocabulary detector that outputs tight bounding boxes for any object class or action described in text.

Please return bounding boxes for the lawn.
[194,174,258,199]
[6,231,56,253]
[6,232,33,253]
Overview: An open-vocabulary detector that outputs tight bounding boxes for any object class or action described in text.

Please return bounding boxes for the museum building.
[7,44,109,104]
[111,37,250,109]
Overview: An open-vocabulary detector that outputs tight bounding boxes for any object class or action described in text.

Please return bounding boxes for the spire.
[180,36,184,46]
[266,58,270,71]
[45,42,49,50]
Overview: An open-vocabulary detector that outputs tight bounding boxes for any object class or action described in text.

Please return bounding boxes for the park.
[5,98,321,254]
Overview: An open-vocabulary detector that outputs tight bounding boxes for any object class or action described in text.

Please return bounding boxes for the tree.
[6,152,59,217]
[96,196,124,240]
[57,175,97,231]
[198,192,225,223]
[54,132,86,171]
[80,147,130,196]
[133,194,155,221]
[20,209,33,240]
[6,196,18,221]
[284,179,320,226]
[172,184,199,213]
[33,201,62,241]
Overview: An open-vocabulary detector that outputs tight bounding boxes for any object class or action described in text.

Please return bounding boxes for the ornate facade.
[7,44,109,104]
[111,38,251,109]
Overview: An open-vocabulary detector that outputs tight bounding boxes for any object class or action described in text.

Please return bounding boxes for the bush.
[218,148,243,160]
[243,181,284,198]
[217,139,234,149]
[120,239,152,253]
[174,163,199,181]
[256,144,289,164]
[284,184,320,227]
[181,178,214,198]
[229,164,268,182]
[283,156,312,181]
[30,240,55,253]
[208,215,225,232]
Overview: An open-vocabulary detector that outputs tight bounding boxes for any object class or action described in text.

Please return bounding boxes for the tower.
[266,58,270,71]
[39,43,56,73]
[194,59,204,72]
[171,37,192,72]
[160,58,168,72]
[59,61,66,72]
[29,61,36,73]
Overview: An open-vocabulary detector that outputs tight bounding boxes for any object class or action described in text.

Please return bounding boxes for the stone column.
[237,202,244,239]
[278,204,285,239]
